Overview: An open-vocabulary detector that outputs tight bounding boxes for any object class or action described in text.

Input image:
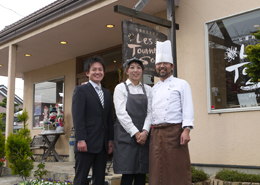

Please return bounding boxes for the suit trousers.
[74,146,107,185]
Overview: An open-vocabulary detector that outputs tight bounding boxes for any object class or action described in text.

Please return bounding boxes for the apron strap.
[123,82,147,95]
[123,82,130,94]
[141,84,147,96]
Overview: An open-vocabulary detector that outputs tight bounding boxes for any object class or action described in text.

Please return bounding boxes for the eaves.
[0,0,97,45]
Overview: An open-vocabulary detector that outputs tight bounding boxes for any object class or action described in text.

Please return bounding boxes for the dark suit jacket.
[71,82,114,153]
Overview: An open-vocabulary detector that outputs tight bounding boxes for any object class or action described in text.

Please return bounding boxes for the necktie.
[96,86,104,108]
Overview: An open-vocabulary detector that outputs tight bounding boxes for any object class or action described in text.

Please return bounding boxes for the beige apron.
[149,123,191,185]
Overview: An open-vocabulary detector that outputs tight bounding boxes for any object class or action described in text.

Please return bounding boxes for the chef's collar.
[158,75,174,83]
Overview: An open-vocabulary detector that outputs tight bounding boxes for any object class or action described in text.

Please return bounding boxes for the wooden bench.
[30,135,48,160]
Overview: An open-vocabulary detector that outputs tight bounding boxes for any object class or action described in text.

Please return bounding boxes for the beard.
[157,68,172,78]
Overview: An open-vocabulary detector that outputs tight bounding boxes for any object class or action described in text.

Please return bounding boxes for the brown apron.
[149,123,191,185]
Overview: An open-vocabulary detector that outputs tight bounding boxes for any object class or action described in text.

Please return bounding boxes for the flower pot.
[210,175,260,185]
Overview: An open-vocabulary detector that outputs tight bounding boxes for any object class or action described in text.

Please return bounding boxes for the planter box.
[210,175,260,185]
[192,180,210,185]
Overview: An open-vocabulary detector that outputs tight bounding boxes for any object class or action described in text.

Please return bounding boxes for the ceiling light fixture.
[254,25,259,27]
[106,24,115,28]
[0,64,2,67]
[25,54,31,57]
[113,60,116,63]
[60,41,67,44]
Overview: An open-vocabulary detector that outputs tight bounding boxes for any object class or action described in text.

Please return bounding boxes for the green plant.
[0,158,5,167]
[5,132,33,180]
[34,162,47,180]
[0,114,5,132]
[17,108,29,129]
[19,179,73,184]
[146,174,149,183]
[5,109,33,181]
[0,133,5,157]
[216,169,260,182]
[0,97,22,114]
[191,166,209,183]
[0,133,5,167]
[244,29,260,85]
[17,109,32,144]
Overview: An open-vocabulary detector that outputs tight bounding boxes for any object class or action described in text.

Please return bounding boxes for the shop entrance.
[76,46,123,95]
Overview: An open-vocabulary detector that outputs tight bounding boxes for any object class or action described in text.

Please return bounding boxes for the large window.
[33,77,64,128]
[206,9,260,113]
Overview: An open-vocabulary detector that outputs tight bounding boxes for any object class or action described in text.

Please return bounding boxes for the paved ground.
[0,160,118,185]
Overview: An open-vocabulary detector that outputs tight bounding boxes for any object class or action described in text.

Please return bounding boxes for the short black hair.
[84,55,105,73]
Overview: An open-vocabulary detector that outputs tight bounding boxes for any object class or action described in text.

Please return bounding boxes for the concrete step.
[1,161,122,185]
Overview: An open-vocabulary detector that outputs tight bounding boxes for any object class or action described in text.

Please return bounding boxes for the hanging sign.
[122,20,167,76]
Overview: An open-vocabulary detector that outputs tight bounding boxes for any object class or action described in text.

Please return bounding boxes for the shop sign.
[122,20,167,76]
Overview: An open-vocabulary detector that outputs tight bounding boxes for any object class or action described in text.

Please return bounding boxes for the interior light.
[0,64,2,67]
[60,41,67,44]
[113,60,116,63]
[254,25,259,27]
[25,54,31,57]
[106,24,115,28]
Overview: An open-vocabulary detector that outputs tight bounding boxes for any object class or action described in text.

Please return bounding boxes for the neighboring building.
[0,85,23,134]
[0,85,23,113]
[0,0,260,174]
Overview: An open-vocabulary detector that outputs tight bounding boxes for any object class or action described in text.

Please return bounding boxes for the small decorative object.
[43,106,49,123]
[49,108,57,123]
[41,106,65,134]
[44,123,56,131]
[57,110,64,127]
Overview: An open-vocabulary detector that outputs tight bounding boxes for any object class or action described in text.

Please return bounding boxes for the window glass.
[207,9,260,111]
[33,77,64,128]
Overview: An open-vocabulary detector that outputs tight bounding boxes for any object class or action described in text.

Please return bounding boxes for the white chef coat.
[144,75,194,132]
[113,79,152,137]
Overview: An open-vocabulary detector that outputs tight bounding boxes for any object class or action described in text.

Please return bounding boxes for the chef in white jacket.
[146,40,194,185]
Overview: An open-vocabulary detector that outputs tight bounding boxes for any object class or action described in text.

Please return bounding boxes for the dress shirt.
[144,75,194,131]
[89,80,102,94]
[113,79,151,137]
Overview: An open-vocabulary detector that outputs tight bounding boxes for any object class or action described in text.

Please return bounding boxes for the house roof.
[0,0,97,43]
[0,0,63,33]
[0,85,23,105]
[0,0,167,78]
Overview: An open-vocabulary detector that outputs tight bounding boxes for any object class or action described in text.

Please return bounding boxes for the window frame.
[32,76,65,129]
[205,7,260,114]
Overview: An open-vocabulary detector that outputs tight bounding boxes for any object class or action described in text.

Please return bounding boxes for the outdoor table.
[38,132,65,162]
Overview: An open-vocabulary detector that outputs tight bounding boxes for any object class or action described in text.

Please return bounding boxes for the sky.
[0,0,56,99]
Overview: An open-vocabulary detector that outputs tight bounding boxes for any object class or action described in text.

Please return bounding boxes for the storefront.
[1,0,260,173]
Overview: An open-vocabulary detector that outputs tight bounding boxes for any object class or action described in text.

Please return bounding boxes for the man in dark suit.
[72,55,114,185]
